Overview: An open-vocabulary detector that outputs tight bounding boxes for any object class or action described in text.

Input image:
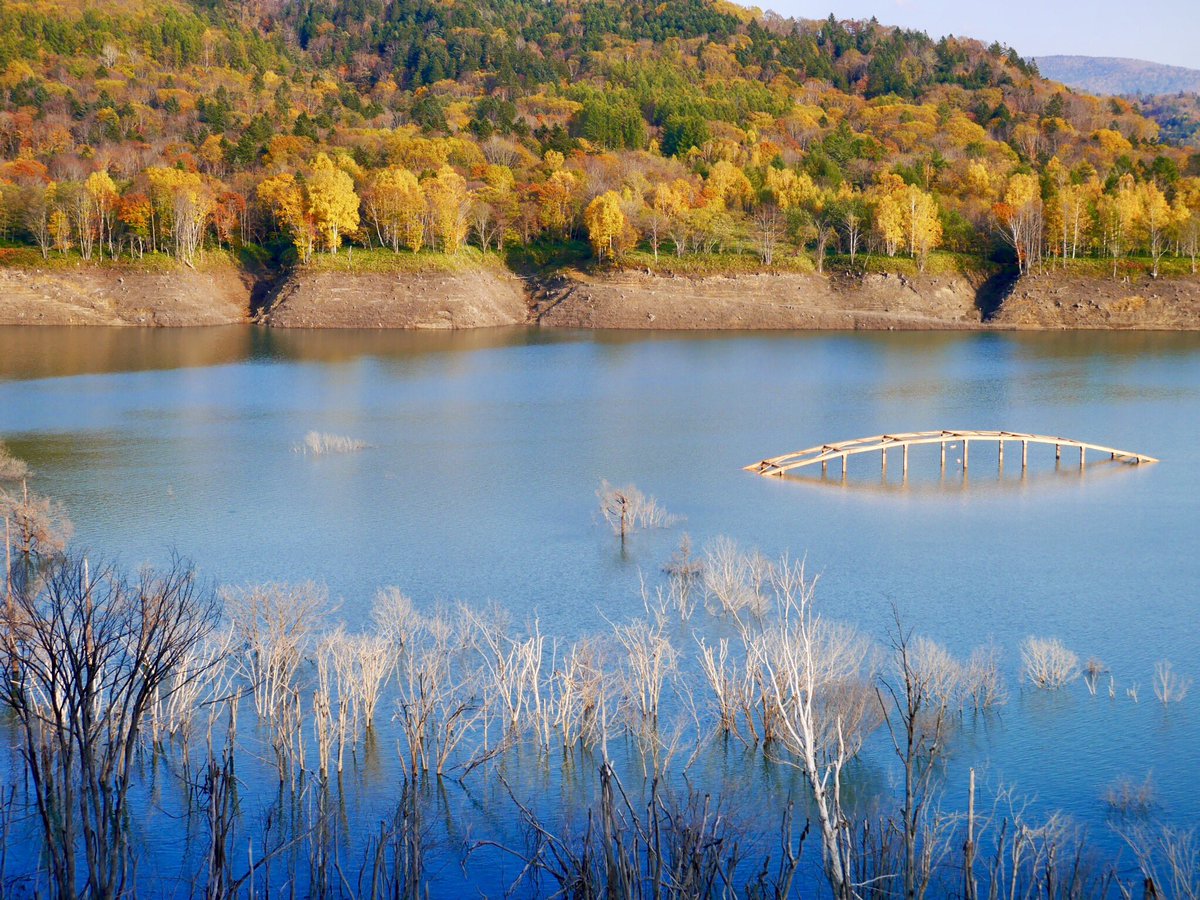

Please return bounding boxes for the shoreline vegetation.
[1,441,1196,897]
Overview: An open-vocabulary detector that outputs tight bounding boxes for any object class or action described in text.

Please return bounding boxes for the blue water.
[1,325,1198,892]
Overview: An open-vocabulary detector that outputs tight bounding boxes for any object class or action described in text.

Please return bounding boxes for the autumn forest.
[1,0,1199,277]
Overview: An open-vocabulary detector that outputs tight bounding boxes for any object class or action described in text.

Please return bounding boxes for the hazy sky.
[761,1,1200,69]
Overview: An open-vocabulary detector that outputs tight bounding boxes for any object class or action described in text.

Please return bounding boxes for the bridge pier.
[998,439,1004,470]
[963,439,969,470]
[940,441,946,471]
[1022,440,1028,469]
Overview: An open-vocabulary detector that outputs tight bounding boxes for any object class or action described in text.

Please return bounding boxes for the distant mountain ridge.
[1036,55,1200,96]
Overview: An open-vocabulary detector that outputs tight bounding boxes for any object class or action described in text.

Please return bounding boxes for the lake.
[1,325,1197,894]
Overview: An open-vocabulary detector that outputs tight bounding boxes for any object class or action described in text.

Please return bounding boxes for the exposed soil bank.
[990,270,1200,329]
[4,260,1200,330]
[260,266,529,328]
[533,270,986,330]
[0,262,251,326]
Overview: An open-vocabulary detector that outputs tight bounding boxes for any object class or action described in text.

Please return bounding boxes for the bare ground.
[260,267,529,328]
[0,261,251,326]
[533,269,987,330]
[990,269,1200,329]
[3,260,1200,331]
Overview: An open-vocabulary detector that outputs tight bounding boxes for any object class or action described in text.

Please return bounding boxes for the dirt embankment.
[5,259,1200,331]
[533,269,988,330]
[990,270,1200,329]
[0,261,252,326]
[261,266,529,328]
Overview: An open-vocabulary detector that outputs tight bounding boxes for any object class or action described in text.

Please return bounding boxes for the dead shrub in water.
[1021,636,1080,690]
[963,644,1008,711]
[611,617,677,732]
[754,556,880,900]
[1153,659,1192,706]
[597,479,678,538]
[1,482,73,560]
[295,431,368,455]
[0,440,30,482]
[1084,657,1108,695]
[1104,774,1158,819]
[223,581,330,720]
[701,536,772,632]
[552,636,610,750]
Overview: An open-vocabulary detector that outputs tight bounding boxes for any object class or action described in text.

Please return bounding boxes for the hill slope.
[1036,55,1200,96]
[0,0,1195,286]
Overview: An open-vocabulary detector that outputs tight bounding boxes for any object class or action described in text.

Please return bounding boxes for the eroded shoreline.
[2,262,1199,331]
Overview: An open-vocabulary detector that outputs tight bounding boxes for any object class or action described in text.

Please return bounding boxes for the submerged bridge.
[746,430,1159,478]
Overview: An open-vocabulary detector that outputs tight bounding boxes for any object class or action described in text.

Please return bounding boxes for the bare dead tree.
[0,553,221,900]
[755,556,879,900]
[552,636,610,750]
[1118,823,1200,899]
[702,537,773,637]
[597,480,678,539]
[470,763,806,899]
[876,614,965,900]
[754,203,786,266]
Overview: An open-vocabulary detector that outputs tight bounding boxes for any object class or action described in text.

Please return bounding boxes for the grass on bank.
[0,245,245,273]
[1,238,1195,282]
[1047,255,1198,279]
[300,245,508,275]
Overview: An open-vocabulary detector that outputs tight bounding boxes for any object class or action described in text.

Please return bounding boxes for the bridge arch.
[746,430,1158,478]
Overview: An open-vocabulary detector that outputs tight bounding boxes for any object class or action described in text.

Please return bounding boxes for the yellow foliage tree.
[903,184,941,271]
[703,160,752,210]
[84,170,118,260]
[424,165,470,254]
[765,167,820,210]
[584,191,627,261]
[146,167,213,265]
[993,173,1042,274]
[1096,174,1140,277]
[257,172,316,262]
[366,166,425,252]
[306,153,359,253]
[869,174,908,257]
[1135,181,1171,276]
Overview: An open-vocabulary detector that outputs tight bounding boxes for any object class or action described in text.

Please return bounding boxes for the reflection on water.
[771,456,1147,496]
[4,325,1200,383]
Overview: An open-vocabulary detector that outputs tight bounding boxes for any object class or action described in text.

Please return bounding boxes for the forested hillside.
[1035,56,1200,97]
[1,0,1198,276]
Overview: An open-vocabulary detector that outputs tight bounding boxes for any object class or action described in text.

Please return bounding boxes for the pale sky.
[760,1,1200,70]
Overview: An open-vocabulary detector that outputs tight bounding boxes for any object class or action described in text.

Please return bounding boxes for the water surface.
[1,325,1197,889]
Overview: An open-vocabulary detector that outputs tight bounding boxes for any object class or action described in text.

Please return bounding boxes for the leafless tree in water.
[0,553,221,900]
